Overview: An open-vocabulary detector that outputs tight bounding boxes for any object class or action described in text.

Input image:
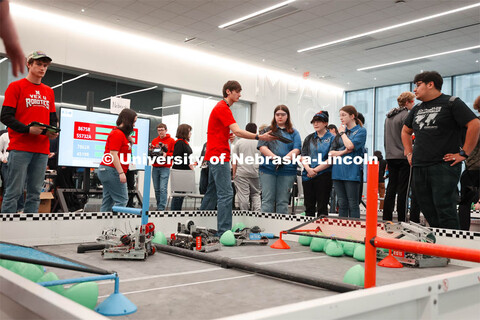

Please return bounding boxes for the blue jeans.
[333,180,360,218]
[1,162,25,211]
[171,196,184,210]
[199,162,233,235]
[97,165,128,212]
[259,172,296,214]
[1,150,48,213]
[152,166,170,210]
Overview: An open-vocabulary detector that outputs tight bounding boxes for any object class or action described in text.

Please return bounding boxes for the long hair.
[176,124,192,141]
[340,105,363,127]
[270,105,294,134]
[116,109,137,137]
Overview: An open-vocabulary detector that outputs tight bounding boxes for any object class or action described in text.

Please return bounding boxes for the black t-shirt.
[404,94,476,166]
[172,139,192,170]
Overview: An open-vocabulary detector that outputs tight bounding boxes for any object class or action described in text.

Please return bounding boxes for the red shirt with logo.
[205,100,236,162]
[100,128,131,173]
[151,134,176,168]
[3,78,56,154]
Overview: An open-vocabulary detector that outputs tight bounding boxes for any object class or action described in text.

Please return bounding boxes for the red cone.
[378,250,403,268]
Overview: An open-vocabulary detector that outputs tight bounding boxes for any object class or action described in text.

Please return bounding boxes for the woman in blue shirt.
[330,105,367,218]
[258,105,301,214]
[301,111,334,217]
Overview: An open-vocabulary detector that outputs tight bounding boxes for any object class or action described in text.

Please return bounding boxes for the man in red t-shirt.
[1,50,58,213]
[151,123,176,210]
[199,80,275,235]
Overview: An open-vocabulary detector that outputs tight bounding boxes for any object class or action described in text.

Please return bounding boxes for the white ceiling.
[12,0,480,90]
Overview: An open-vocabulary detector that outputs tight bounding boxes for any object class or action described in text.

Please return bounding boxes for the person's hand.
[338,124,346,134]
[306,168,317,178]
[29,126,45,135]
[48,152,55,159]
[475,201,480,211]
[119,172,127,183]
[2,159,7,163]
[328,150,342,157]
[260,130,277,141]
[443,153,463,166]
[0,1,25,77]
[406,152,413,166]
[229,133,235,143]
[46,131,59,139]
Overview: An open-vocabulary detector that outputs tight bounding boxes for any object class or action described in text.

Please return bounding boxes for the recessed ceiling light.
[298,3,480,53]
[262,58,265,62]
[347,82,350,85]
[476,60,479,63]
[373,77,377,80]
[357,45,480,71]
[218,0,296,29]
[81,9,85,13]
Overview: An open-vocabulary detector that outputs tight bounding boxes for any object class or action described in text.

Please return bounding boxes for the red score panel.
[74,122,138,144]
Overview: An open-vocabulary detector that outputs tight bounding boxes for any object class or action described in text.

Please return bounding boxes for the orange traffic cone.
[378,250,403,268]
[270,232,290,249]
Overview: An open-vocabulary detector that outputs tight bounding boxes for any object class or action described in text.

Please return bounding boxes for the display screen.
[58,108,150,169]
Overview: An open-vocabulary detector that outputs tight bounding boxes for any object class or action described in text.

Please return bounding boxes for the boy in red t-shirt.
[151,123,176,210]
[1,50,58,213]
[199,80,275,235]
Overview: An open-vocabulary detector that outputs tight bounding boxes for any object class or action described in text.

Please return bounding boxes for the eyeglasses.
[414,81,425,88]
[275,112,287,117]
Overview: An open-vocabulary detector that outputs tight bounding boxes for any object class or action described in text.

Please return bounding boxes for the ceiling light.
[298,2,480,53]
[0,57,8,64]
[357,45,480,71]
[101,86,158,102]
[218,0,296,29]
[152,103,181,110]
[81,9,85,13]
[476,60,479,63]
[51,73,89,89]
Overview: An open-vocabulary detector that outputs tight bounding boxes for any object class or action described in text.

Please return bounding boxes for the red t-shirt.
[204,100,236,162]
[151,133,176,168]
[100,128,131,173]
[3,78,56,154]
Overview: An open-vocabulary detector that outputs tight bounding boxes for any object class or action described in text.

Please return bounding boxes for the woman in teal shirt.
[258,105,301,214]
[330,105,367,218]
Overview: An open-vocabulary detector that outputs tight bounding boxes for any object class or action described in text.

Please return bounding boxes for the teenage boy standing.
[151,123,176,210]
[1,50,58,213]
[200,80,275,235]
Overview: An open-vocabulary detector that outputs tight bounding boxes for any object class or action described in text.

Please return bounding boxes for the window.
[345,89,374,152]
[375,83,410,154]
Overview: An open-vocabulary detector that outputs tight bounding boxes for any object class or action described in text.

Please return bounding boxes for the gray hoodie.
[384,107,408,160]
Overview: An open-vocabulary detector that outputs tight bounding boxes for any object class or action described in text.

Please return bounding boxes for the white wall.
[3,4,344,140]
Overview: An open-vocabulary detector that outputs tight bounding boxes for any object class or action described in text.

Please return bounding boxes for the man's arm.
[1,106,29,133]
[401,125,414,165]
[444,118,480,166]
[0,0,25,77]
[229,123,275,141]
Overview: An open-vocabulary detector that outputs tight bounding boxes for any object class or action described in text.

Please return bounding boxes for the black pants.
[302,172,332,217]
[412,163,461,229]
[383,159,410,222]
[458,169,479,231]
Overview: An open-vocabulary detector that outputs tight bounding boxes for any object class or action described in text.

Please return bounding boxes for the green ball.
[0,259,16,270]
[62,282,99,310]
[231,222,246,232]
[343,242,356,257]
[353,244,366,262]
[324,240,344,257]
[323,239,334,252]
[310,237,326,252]
[11,262,44,282]
[220,230,236,246]
[343,264,365,287]
[37,272,64,294]
[152,231,167,245]
[298,235,313,246]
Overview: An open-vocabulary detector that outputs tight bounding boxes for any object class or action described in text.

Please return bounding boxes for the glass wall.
[375,83,410,155]
[345,88,374,153]
[346,72,479,155]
